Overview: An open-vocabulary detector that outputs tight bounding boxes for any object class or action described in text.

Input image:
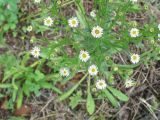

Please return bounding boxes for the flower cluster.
[29,0,145,93]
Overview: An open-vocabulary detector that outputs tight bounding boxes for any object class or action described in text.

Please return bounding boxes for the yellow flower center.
[34,51,38,54]
[82,53,87,58]
[91,68,96,72]
[99,82,104,86]
[132,31,137,35]
[47,20,51,24]
[95,29,100,34]
[71,20,76,25]
[63,70,67,75]
[132,55,137,60]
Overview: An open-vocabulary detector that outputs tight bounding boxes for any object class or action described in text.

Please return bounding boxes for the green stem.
[58,73,88,101]
[87,75,91,93]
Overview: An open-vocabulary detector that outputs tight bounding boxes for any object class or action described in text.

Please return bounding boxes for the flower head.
[130,53,140,64]
[88,65,98,76]
[79,50,90,62]
[90,10,96,18]
[91,26,103,38]
[96,79,107,90]
[44,17,53,26]
[130,28,139,38]
[68,17,79,28]
[27,25,33,32]
[34,0,41,3]
[30,46,40,58]
[125,79,136,88]
[60,68,70,77]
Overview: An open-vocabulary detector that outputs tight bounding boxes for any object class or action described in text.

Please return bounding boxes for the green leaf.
[3,24,10,32]
[51,86,62,94]
[76,10,87,28]
[107,86,129,102]
[86,92,95,115]
[69,91,82,109]
[34,70,45,81]
[16,91,23,109]
[12,89,18,102]
[39,82,62,94]
[0,84,12,88]
[58,73,88,101]
[75,0,88,29]
[0,93,4,98]
[103,89,119,107]
[40,82,52,89]
[86,75,95,115]
[23,83,30,96]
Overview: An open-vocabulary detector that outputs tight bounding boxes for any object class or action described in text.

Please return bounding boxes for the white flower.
[60,68,70,77]
[125,79,136,88]
[88,65,98,76]
[158,24,160,30]
[79,50,90,62]
[130,53,140,64]
[30,46,40,58]
[91,26,103,38]
[96,79,107,90]
[68,17,79,28]
[27,25,33,32]
[34,0,41,3]
[130,28,139,38]
[44,17,53,26]
[90,10,96,18]
[130,0,138,3]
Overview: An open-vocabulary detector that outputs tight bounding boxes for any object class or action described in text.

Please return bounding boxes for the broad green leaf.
[103,89,119,107]
[107,86,129,102]
[86,93,95,115]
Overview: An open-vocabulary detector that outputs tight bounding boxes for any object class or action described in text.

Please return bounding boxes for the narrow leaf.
[107,86,129,102]
[16,91,23,109]
[0,84,12,88]
[103,89,119,107]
